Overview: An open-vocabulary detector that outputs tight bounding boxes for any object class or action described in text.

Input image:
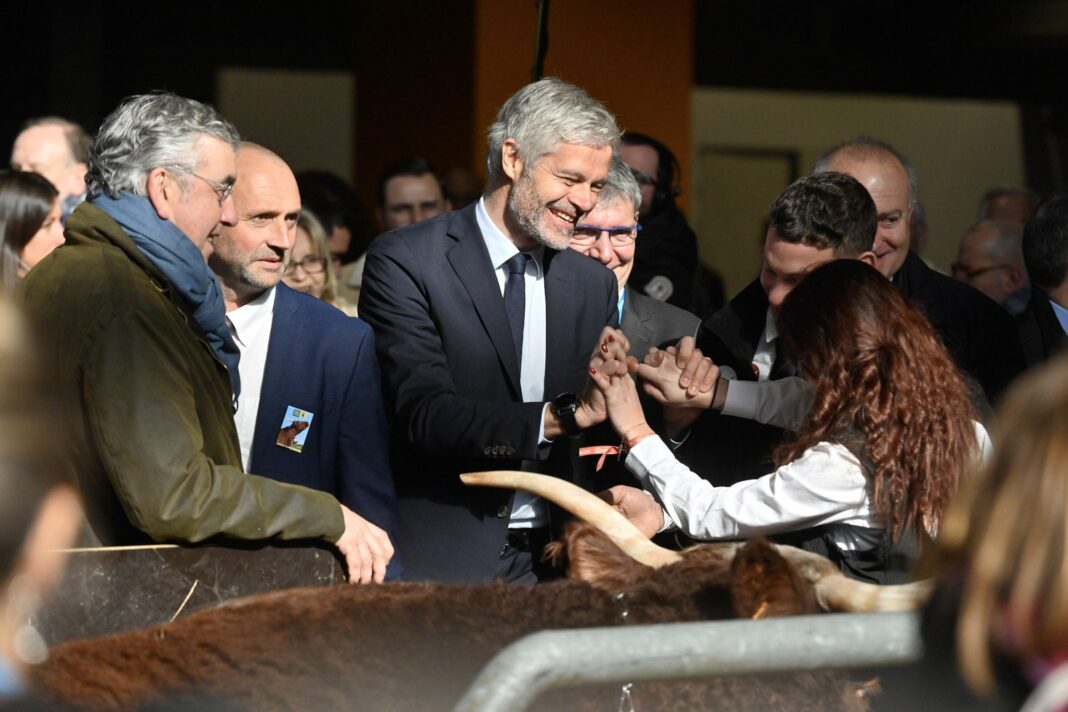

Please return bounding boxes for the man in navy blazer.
[359,78,622,583]
[209,143,400,581]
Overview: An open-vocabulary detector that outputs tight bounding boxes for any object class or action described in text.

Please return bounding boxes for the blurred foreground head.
[932,353,1068,696]
[0,297,81,679]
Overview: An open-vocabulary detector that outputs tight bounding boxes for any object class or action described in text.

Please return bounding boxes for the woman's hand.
[588,351,651,441]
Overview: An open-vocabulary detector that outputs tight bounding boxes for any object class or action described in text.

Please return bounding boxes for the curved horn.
[773,544,933,612]
[461,471,681,568]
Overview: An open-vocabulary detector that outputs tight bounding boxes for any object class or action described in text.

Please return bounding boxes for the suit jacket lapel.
[446,207,522,393]
[249,284,302,470]
[622,288,655,358]
[543,249,576,398]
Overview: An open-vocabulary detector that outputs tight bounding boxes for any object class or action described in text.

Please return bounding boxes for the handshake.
[576,326,726,441]
[545,327,726,539]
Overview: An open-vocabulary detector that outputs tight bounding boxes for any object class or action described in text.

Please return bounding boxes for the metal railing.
[455,611,921,712]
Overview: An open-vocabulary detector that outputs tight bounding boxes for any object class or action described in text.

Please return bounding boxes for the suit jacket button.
[496,505,509,518]
[483,446,492,456]
[505,447,515,456]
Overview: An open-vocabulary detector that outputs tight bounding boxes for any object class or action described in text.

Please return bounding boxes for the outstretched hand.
[639,336,719,402]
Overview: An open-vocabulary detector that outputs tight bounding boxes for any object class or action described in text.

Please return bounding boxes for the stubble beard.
[507,169,572,251]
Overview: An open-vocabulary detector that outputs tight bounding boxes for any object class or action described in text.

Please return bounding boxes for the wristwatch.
[551,392,581,436]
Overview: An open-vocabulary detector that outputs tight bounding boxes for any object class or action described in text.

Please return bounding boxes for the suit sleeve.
[84,307,345,544]
[359,237,548,461]
[335,325,403,577]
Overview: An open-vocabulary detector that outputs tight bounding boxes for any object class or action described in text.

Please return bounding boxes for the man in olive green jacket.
[17,93,390,583]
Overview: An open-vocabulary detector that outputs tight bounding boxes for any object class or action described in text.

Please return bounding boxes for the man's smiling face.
[826,150,911,279]
[506,141,613,250]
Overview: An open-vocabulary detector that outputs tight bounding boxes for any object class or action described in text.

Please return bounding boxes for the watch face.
[553,393,579,412]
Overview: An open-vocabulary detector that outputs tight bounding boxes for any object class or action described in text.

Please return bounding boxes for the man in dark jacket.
[17,93,378,583]
[815,136,1025,406]
[1019,194,1068,367]
[359,78,620,583]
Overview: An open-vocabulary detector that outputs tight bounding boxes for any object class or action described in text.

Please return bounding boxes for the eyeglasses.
[950,262,1007,281]
[285,256,328,276]
[164,164,235,206]
[571,224,642,247]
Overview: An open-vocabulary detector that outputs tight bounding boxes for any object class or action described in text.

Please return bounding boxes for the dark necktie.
[504,253,529,369]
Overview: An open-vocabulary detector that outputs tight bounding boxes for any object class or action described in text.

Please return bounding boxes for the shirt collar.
[226,286,276,347]
[1050,298,1068,337]
[475,197,544,274]
[763,306,779,343]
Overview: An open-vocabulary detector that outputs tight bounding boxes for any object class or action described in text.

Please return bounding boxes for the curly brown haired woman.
[590,259,988,583]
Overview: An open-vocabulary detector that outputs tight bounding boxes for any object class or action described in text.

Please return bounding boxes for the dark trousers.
[494,528,557,584]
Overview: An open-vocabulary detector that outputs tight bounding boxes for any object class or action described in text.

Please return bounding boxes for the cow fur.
[32,524,873,712]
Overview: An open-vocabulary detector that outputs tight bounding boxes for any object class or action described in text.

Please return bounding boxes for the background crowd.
[0,75,1067,711]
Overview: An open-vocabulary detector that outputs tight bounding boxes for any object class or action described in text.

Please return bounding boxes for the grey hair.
[596,154,642,214]
[813,136,919,209]
[86,92,239,199]
[485,77,620,187]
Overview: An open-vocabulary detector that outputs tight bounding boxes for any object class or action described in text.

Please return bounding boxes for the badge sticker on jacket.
[276,406,314,453]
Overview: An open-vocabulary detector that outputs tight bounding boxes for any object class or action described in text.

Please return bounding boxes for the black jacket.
[1017,286,1068,369]
[894,251,1025,406]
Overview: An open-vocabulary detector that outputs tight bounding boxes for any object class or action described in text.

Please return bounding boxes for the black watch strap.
[551,392,581,436]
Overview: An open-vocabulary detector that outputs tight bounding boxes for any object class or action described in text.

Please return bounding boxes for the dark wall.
[694,0,1068,195]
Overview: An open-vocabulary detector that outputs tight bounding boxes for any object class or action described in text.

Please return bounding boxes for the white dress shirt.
[226,287,276,471]
[475,198,548,528]
[627,422,991,551]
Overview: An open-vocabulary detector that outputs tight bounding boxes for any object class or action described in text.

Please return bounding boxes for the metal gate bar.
[454,611,921,712]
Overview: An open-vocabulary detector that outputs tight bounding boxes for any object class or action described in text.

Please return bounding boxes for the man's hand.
[636,344,721,439]
[334,505,394,584]
[642,336,718,397]
[636,351,717,411]
[598,485,665,539]
[547,327,634,438]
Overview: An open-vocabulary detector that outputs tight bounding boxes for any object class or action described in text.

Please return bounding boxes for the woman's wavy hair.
[773,259,977,542]
[926,355,1068,696]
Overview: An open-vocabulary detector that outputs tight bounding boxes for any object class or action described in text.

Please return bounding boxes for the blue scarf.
[90,192,241,400]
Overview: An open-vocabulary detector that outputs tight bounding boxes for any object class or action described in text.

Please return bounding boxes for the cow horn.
[460,471,682,568]
[772,544,933,612]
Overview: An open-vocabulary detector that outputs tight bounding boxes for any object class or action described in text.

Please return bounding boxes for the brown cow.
[275,419,309,448]
[31,472,916,711]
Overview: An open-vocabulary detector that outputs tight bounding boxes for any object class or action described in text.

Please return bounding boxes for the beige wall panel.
[692,88,1024,296]
[217,68,355,181]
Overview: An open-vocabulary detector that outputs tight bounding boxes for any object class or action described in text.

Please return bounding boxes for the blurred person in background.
[952,220,1029,316]
[285,210,357,315]
[10,117,91,222]
[0,171,64,291]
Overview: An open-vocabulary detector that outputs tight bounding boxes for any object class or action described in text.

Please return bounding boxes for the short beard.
[507,168,572,251]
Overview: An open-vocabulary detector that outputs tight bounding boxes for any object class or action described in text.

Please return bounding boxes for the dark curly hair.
[767,171,877,257]
[773,259,977,542]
